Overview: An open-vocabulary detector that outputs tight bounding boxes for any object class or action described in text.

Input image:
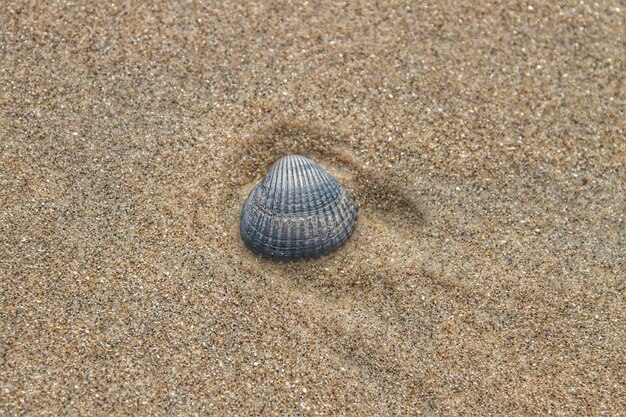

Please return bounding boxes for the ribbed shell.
[240,155,358,261]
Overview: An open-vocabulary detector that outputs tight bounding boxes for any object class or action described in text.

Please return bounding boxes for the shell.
[240,155,358,261]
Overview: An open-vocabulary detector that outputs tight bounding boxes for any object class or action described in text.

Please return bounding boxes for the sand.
[1,1,624,415]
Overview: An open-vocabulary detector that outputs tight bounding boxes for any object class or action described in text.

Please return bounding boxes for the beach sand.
[1,1,624,415]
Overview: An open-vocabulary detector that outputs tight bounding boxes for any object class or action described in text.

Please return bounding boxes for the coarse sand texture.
[1,1,624,415]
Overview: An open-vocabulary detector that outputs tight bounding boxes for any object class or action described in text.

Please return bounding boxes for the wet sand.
[1,1,624,415]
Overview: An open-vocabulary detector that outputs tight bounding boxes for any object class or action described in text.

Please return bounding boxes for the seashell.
[240,155,358,261]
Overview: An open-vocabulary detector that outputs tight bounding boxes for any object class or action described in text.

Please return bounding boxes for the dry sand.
[1,1,624,415]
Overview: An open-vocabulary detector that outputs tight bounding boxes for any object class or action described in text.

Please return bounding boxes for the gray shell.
[240,155,358,261]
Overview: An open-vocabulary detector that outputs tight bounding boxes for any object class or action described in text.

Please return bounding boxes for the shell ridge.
[279,158,288,255]
[296,156,311,257]
[307,160,334,216]
[281,157,293,258]
[296,156,316,256]
[288,156,303,256]
[243,192,264,253]
[308,159,336,211]
[305,160,328,257]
